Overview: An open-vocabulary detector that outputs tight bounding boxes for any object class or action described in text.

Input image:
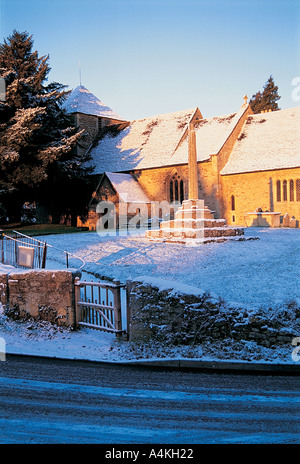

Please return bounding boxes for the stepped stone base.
[145,199,250,244]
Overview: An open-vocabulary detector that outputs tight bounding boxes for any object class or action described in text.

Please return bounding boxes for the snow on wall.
[128,277,300,347]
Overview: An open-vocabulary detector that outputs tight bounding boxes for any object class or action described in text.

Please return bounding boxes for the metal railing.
[44,241,86,271]
[0,229,85,271]
[1,229,47,269]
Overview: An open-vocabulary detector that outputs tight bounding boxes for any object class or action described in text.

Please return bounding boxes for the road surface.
[0,355,299,444]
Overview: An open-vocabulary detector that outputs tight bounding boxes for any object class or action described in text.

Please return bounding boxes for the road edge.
[5,350,300,374]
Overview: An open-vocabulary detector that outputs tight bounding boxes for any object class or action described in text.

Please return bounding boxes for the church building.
[64,85,300,230]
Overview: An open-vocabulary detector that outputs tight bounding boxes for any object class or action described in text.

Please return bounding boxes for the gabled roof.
[168,105,249,166]
[63,85,125,120]
[88,104,251,174]
[221,107,300,175]
[103,172,151,203]
[88,107,201,173]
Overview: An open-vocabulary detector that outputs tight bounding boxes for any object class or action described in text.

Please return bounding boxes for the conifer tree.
[0,30,92,223]
[249,76,281,114]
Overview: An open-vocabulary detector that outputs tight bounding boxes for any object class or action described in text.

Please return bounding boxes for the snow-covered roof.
[221,107,300,175]
[88,104,252,174]
[169,105,248,165]
[89,107,199,173]
[105,172,151,203]
[63,85,125,120]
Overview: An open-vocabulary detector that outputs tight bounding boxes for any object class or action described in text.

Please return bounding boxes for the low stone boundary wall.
[0,268,81,327]
[0,273,8,306]
[1,269,298,344]
[127,277,299,347]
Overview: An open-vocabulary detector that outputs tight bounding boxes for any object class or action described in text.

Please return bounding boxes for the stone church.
[63,85,300,230]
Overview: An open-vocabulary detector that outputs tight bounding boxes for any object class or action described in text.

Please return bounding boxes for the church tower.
[63,85,127,155]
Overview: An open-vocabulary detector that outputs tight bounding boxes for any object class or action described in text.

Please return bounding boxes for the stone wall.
[76,113,99,156]
[75,113,127,157]
[0,269,80,327]
[0,273,7,306]
[127,277,299,347]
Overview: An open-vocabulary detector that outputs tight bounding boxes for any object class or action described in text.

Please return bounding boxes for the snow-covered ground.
[40,226,299,308]
[0,227,299,366]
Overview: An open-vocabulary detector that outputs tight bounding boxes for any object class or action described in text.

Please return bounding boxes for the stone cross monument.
[188,122,198,200]
[145,119,246,243]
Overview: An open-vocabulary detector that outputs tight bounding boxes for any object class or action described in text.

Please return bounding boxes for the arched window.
[290,180,295,201]
[296,179,300,201]
[276,180,281,202]
[174,179,178,200]
[170,180,174,203]
[180,180,184,203]
[283,180,287,201]
[169,173,184,203]
[231,195,235,211]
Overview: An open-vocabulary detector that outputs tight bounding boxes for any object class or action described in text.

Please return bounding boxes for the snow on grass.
[0,304,296,365]
[0,226,299,365]
[38,226,299,308]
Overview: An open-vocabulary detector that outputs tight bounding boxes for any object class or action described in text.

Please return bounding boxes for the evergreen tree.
[0,30,92,223]
[249,76,281,114]
[249,91,263,114]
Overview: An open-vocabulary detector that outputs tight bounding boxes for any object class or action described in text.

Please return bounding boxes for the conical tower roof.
[63,85,125,120]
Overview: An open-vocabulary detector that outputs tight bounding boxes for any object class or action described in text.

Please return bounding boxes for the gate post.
[42,242,47,269]
[113,280,122,337]
[126,279,132,341]
[74,277,81,328]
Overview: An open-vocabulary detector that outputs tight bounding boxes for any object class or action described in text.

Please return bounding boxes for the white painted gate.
[74,278,126,336]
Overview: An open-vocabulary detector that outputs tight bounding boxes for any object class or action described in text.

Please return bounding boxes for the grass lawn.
[0,223,89,236]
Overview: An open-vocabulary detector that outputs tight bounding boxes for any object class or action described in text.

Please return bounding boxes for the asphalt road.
[0,355,299,444]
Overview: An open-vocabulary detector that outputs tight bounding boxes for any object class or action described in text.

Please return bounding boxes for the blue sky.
[1,0,299,120]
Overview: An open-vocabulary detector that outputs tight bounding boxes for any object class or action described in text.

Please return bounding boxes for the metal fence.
[1,229,47,269]
[43,241,85,271]
[0,229,85,271]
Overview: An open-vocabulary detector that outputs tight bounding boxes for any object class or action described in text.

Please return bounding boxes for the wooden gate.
[74,278,125,336]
